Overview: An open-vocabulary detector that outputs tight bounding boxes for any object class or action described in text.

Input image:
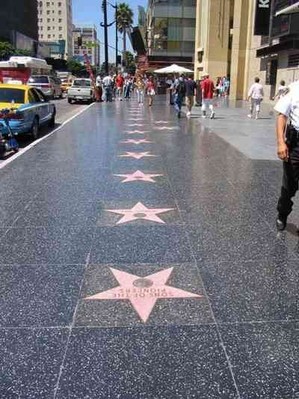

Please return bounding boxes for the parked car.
[27,75,62,99]
[0,84,56,139]
[67,78,95,104]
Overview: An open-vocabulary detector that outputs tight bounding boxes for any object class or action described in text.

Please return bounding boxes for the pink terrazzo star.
[156,126,179,131]
[128,118,144,121]
[124,130,149,135]
[120,139,153,145]
[84,267,202,322]
[106,202,174,224]
[114,170,163,183]
[155,121,171,124]
[126,124,145,127]
[119,152,156,159]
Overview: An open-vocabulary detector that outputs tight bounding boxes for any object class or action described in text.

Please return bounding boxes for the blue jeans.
[174,94,183,113]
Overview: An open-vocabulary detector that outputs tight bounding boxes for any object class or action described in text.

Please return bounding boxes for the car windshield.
[0,88,25,103]
[73,80,91,87]
[28,76,49,84]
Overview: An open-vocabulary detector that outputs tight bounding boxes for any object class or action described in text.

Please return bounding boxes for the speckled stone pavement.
[0,96,298,399]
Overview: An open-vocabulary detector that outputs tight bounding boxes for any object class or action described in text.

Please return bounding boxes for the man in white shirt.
[247,77,264,119]
[274,80,299,230]
[102,74,113,102]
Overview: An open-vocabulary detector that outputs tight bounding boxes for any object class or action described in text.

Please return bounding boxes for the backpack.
[176,81,186,96]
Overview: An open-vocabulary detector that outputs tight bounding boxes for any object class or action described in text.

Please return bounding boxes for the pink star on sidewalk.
[155,121,171,124]
[128,118,144,121]
[126,124,145,127]
[120,139,153,145]
[84,267,202,322]
[106,202,174,224]
[119,152,156,160]
[124,130,149,135]
[114,170,163,183]
[156,126,179,131]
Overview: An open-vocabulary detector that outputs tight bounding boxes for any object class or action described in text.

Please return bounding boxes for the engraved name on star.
[84,267,202,322]
[114,170,163,183]
[120,139,153,145]
[106,202,174,224]
[119,152,156,160]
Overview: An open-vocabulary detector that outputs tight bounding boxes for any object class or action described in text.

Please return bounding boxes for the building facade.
[73,26,100,67]
[0,0,38,54]
[146,0,197,69]
[194,0,299,101]
[37,0,73,59]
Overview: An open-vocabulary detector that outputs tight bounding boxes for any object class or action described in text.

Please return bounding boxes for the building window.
[40,34,43,39]
[58,2,62,6]
[47,18,50,22]
[47,26,51,30]
[59,26,62,31]
[288,54,299,68]
[46,2,50,6]
[48,34,51,38]
[39,1,42,6]
[40,26,43,31]
[58,10,62,15]
[47,10,50,14]
[59,18,62,23]
[59,34,63,39]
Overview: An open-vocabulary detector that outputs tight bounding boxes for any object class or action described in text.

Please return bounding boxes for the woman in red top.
[146,76,155,106]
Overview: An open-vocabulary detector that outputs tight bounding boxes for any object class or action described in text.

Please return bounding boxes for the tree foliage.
[0,41,33,61]
[116,3,133,53]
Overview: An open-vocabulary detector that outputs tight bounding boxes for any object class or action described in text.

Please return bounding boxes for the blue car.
[0,84,56,139]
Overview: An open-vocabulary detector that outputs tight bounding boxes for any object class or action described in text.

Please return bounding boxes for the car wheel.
[68,98,72,104]
[31,117,39,140]
[49,111,56,128]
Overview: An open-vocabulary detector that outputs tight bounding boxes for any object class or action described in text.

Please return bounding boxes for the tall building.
[194,0,299,101]
[146,0,196,69]
[73,26,100,67]
[37,0,73,59]
[0,0,38,54]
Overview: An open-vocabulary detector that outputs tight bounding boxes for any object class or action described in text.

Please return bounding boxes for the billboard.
[254,0,271,35]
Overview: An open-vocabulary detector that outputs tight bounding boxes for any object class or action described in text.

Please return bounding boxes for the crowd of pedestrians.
[94,72,157,105]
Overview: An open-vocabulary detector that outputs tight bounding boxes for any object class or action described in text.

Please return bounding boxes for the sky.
[72,0,148,63]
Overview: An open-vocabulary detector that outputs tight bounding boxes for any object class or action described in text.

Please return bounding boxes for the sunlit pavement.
[0,95,298,399]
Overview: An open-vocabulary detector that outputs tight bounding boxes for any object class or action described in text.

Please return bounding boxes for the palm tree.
[116,2,133,56]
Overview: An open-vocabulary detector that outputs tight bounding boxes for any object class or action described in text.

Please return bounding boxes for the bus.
[0,56,52,84]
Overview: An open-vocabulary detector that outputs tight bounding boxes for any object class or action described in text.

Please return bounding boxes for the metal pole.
[115,2,118,68]
[103,0,109,74]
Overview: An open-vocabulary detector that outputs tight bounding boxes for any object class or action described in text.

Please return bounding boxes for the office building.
[0,0,38,54]
[146,0,196,69]
[194,0,299,101]
[73,26,100,67]
[37,0,73,59]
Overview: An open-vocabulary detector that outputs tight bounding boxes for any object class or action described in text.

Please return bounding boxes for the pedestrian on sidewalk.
[135,75,145,104]
[274,80,299,231]
[201,73,215,119]
[115,73,124,100]
[185,76,197,118]
[273,80,288,101]
[95,74,103,102]
[247,77,264,119]
[173,75,186,118]
[146,76,156,106]
[102,73,113,102]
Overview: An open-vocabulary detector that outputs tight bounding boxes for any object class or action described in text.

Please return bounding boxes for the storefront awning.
[275,1,299,16]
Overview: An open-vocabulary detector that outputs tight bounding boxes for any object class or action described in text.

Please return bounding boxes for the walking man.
[102,73,113,102]
[174,75,186,118]
[247,77,264,119]
[201,73,215,119]
[184,76,197,117]
[275,80,299,231]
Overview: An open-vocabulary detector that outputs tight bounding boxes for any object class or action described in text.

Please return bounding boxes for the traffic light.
[77,36,82,47]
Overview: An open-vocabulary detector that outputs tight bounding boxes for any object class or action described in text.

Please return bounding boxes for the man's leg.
[277,142,299,230]
[255,99,261,119]
[209,100,215,119]
[248,99,254,118]
[201,99,207,118]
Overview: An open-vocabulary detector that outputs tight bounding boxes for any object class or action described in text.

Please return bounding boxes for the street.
[0,95,298,399]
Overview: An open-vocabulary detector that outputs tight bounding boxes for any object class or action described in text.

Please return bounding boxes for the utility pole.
[102,0,109,75]
[115,2,118,69]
